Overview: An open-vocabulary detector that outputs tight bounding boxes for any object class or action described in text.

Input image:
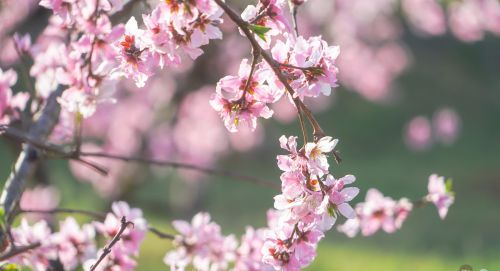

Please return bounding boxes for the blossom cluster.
[337,174,454,238]
[8,201,146,271]
[259,135,358,270]
[23,0,224,121]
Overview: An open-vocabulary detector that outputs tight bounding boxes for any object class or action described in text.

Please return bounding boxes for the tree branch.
[0,86,64,223]
[0,243,41,262]
[90,216,133,271]
[17,208,105,220]
[0,126,278,189]
[78,151,279,189]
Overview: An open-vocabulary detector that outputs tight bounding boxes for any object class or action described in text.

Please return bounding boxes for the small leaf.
[249,24,271,41]
[0,263,21,271]
[445,178,453,193]
[0,207,4,223]
[327,204,337,218]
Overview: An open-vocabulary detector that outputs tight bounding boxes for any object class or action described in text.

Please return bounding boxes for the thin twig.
[90,216,133,271]
[17,208,105,220]
[239,48,261,100]
[0,243,40,262]
[0,125,109,176]
[0,126,278,189]
[148,226,175,240]
[78,151,279,189]
[16,207,175,240]
[296,105,308,145]
[292,5,299,36]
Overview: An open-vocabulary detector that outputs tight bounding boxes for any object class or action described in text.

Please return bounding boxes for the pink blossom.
[53,217,96,270]
[402,0,446,36]
[112,17,154,87]
[11,219,57,271]
[19,186,60,222]
[13,32,32,55]
[270,36,340,100]
[448,0,485,42]
[210,59,277,133]
[404,116,432,151]
[0,68,28,125]
[433,108,461,145]
[142,5,180,69]
[337,188,414,237]
[235,227,273,271]
[164,212,237,271]
[241,0,290,47]
[426,174,454,219]
[304,136,338,176]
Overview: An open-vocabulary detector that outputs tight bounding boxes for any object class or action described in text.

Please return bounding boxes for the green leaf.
[445,178,453,193]
[327,204,337,218]
[0,207,4,223]
[0,263,21,271]
[249,24,271,41]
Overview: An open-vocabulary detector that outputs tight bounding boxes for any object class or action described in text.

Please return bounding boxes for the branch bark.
[0,86,64,222]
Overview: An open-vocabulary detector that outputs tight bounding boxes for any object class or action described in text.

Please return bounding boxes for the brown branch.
[239,48,261,101]
[78,151,279,189]
[0,86,64,223]
[15,208,174,241]
[0,243,40,262]
[17,208,105,220]
[0,125,109,176]
[90,216,133,271]
[213,0,325,140]
[148,226,175,240]
[0,126,278,189]
[291,5,300,36]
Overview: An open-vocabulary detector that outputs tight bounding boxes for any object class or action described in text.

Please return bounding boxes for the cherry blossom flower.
[426,174,454,219]
[304,136,338,176]
[337,188,413,237]
[404,116,432,151]
[402,0,446,36]
[0,68,28,125]
[241,0,290,48]
[11,219,57,271]
[19,186,60,222]
[433,108,461,145]
[112,17,154,87]
[234,227,273,271]
[269,36,340,100]
[52,217,96,270]
[210,59,278,133]
[13,32,32,55]
[164,212,237,271]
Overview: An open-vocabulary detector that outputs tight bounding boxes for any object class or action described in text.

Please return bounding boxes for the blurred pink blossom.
[404,116,432,151]
[19,186,60,222]
[433,108,461,145]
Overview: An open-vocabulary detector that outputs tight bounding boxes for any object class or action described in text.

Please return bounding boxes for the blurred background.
[1,0,500,270]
